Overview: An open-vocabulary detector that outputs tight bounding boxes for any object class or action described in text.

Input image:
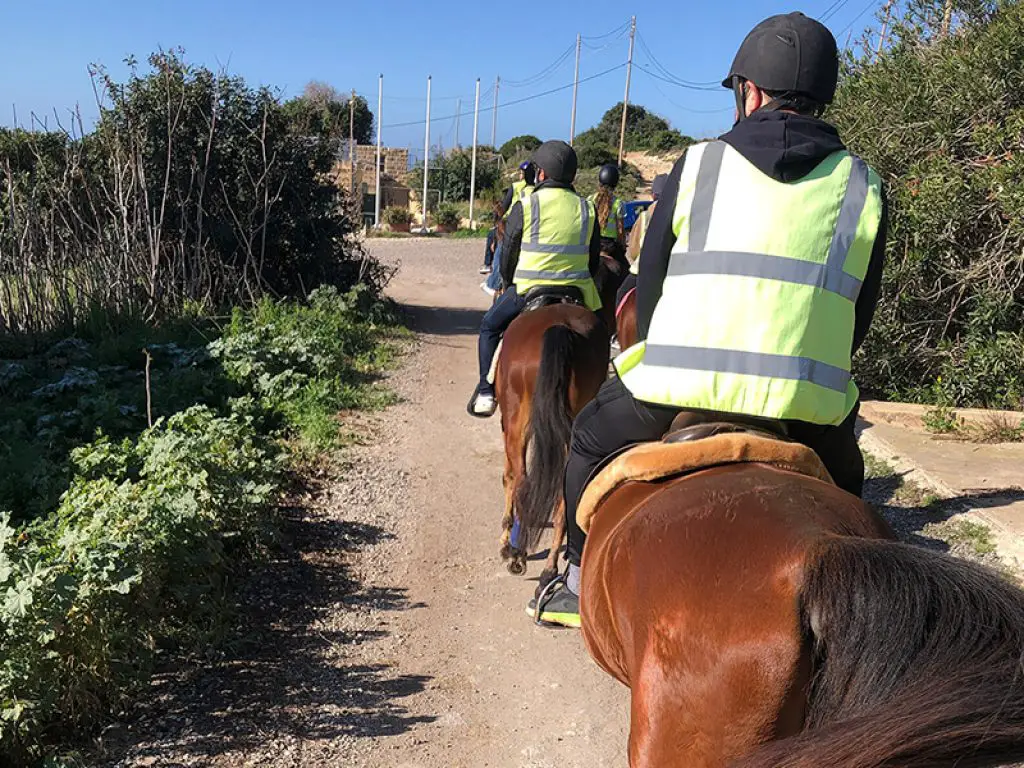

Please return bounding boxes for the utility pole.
[570,33,581,145]
[875,0,894,60]
[469,78,481,229]
[348,87,356,196]
[455,98,461,149]
[421,76,431,233]
[374,74,383,229]
[617,16,636,166]
[490,75,500,147]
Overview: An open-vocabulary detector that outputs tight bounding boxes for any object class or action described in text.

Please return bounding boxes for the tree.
[574,103,694,160]
[829,0,1023,409]
[405,148,502,202]
[0,52,377,335]
[499,134,541,160]
[282,80,374,146]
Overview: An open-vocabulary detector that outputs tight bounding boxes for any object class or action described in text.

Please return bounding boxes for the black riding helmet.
[531,140,578,184]
[723,12,839,120]
[598,163,620,188]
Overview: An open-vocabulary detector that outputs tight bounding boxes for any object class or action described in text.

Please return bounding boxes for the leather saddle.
[575,418,831,534]
[521,285,584,313]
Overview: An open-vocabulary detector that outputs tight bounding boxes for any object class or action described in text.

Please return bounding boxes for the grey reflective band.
[687,141,726,252]
[826,156,869,271]
[579,198,590,246]
[675,145,870,302]
[521,243,590,255]
[529,193,541,243]
[668,251,862,302]
[643,345,851,394]
[515,269,591,281]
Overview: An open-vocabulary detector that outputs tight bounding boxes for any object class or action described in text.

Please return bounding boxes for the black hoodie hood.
[720,111,845,183]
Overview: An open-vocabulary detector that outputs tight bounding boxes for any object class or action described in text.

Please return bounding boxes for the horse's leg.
[499,401,529,575]
[625,602,810,768]
[538,498,565,590]
[499,403,520,561]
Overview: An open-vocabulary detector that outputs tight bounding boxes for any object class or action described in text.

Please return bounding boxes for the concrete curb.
[859,420,1023,562]
[857,419,961,499]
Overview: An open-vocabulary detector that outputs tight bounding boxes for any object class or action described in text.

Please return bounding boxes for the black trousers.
[563,376,865,566]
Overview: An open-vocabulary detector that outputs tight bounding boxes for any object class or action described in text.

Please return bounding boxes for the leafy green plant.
[383,206,414,226]
[833,1,1024,409]
[0,284,400,762]
[499,134,541,160]
[433,202,461,230]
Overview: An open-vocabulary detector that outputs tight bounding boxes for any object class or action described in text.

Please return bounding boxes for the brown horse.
[615,285,638,350]
[495,302,609,581]
[579,450,1024,767]
[495,253,625,581]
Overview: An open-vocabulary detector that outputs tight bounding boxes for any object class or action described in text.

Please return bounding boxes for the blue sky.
[1,0,881,153]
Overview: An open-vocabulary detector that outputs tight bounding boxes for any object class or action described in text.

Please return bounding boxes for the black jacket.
[635,111,887,354]
[500,180,603,289]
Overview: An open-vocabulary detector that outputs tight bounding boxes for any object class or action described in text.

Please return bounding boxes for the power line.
[380,64,625,130]
[837,0,883,36]
[819,0,849,20]
[640,71,733,114]
[503,42,576,88]
[822,0,856,22]
[582,20,631,40]
[634,63,722,92]
[635,32,721,88]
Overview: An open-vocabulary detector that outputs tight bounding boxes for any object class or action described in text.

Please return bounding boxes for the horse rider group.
[469,11,888,629]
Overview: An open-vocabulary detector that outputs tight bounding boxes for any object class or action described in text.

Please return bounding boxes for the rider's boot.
[526,563,581,628]
[467,385,497,418]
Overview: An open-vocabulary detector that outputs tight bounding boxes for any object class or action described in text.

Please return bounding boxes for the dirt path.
[100,237,627,767]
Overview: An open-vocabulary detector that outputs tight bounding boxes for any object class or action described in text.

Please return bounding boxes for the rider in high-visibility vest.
[529,12,889,629]
[469,141,604,417]
[626,173,668,268]
[589,164,626,265]
[502,161,537,220]
[480,163,537,277]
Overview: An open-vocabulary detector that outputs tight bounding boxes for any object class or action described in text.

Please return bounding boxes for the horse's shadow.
[93,489,434,763]
[865,467,1024,554]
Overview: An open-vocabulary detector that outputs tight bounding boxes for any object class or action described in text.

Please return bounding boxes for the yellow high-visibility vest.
[616,140,882,426]
[514,187,602,311]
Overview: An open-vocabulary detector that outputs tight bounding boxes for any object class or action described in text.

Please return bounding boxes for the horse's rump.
[580,463,887,688]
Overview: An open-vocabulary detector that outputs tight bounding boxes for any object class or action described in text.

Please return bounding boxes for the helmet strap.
[732,77,747,125]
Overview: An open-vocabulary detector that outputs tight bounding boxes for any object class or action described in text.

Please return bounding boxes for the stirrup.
[533,569,568,627]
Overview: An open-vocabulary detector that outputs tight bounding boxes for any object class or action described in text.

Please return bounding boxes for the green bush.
[499,134,541,160]
[573,134,617,170]
[575,103,695,158]
[0,52,377,337]
[405,148,502,203]
[0,285,399,762]
[830,0,1024,408]
[383,206,413,226]
[433,202,462,230]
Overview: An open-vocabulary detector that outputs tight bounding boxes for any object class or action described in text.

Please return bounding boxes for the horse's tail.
[515,324,580,551]
[734,537,1024,768]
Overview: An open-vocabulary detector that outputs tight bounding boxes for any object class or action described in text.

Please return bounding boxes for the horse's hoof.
[507,554,527,576]
[537,568,558,592]
[499,543,516,562]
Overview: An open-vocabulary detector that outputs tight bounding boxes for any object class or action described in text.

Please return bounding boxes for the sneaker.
[526,583,580,628]
[478,264,491,274]
[480,281,496,297]
[469,392,496,418]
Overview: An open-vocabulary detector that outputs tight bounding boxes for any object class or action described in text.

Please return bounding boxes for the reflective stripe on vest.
[503,180,535,220]
[616,140,882,425]
[514,187,602,311]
